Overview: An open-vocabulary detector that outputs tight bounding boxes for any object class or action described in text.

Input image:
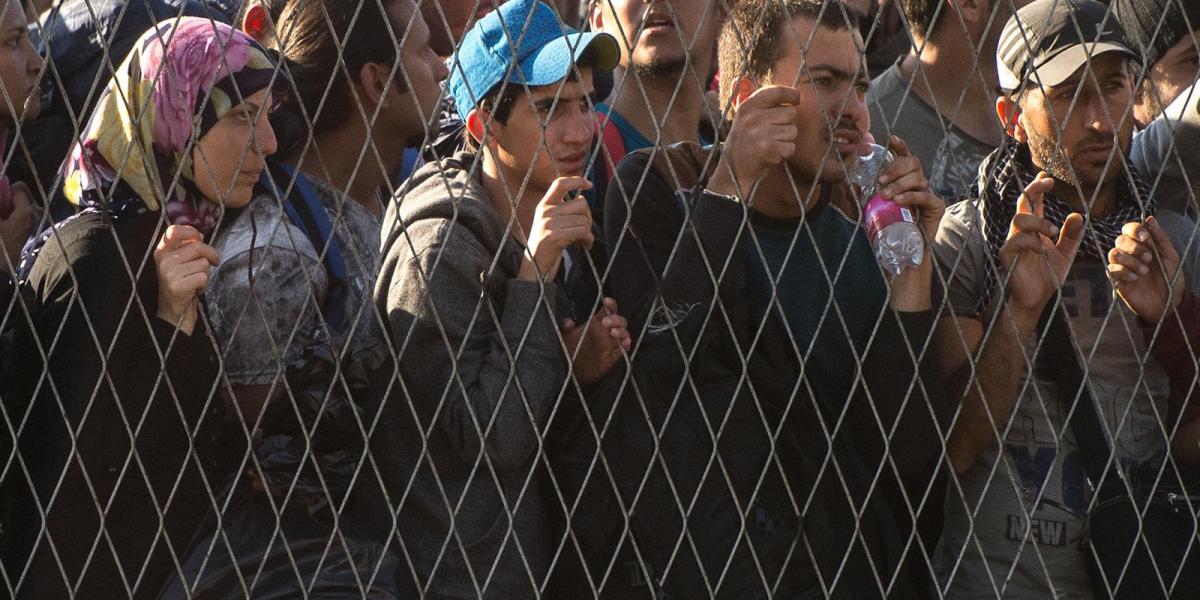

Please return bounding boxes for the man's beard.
[1027,127,1126,194]
[1028,129,1078,186]
[631,56,687,80]
[1140,80,1166,123]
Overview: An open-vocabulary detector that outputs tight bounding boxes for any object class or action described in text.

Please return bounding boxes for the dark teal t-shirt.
[744,201,889,403]
[596,102,654,153]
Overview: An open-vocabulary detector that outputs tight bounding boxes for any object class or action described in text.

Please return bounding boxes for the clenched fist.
[154,224,219,335]
[709,85,802,198]
[518,176,595,282]
[0,182,38,274]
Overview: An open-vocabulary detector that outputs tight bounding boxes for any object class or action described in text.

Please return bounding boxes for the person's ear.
[466,107,489,145]
[996,94,1027,143]
[732,77,755,109]
[953,0,985,28]
[588,0,604,33]
[359,62,396,108]
[241,3,270,44]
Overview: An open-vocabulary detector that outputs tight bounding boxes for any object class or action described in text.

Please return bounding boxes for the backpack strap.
[588,110,631,223]
[1041,300,1114,490]
[259,161,350,334]
[598,110,628,173]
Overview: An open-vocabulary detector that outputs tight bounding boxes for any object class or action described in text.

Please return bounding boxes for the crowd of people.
[0,0,1198,597]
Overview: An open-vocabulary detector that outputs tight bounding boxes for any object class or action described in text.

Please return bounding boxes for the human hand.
[562,297,631,386]
[1108,216,1183,323]
[154,224,219,335]
[518,176,594,282]
[877,135,944,242]
[1000,172,1084,323]
[709,85,802,197]
[0,182,37,274]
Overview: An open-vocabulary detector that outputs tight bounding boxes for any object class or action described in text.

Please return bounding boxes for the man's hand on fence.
[878,135,944,241]
[877,135,944,311]
[0,182,37,274]
[518,176,594,283]
[155,224,219,335]
[708,85,802,199]
[1108,217,1183,324]
[1000,171,1084,328]
[562,297,631,387]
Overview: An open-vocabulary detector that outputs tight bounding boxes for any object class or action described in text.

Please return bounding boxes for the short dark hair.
[463,83,520,152]
[275,0,415,136]
[900,0,943,40]
[718,0,859,107]
[472,48,600,126]
[465,64,596,151]
[478,83,523,126]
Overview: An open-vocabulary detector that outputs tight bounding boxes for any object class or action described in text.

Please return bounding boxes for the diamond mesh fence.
[0,0,1198,597]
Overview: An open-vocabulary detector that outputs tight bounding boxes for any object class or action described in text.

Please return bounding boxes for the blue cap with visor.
[448,0,620,119]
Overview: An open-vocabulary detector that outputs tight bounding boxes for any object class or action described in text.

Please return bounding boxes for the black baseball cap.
[996,0,1139,93]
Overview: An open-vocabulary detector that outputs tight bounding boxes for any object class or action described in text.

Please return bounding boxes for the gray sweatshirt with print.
[373,152,564,599]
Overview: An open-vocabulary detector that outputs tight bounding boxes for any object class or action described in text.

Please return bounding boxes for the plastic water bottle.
[848,141,924,276]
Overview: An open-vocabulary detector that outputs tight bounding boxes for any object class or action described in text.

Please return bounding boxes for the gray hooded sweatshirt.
[374,152,565,599]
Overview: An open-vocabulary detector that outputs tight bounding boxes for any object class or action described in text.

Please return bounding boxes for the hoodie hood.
[373,156,563,596]
[394,151,511,256]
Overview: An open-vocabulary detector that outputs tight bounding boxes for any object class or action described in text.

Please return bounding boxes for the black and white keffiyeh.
[975,141,1155,315]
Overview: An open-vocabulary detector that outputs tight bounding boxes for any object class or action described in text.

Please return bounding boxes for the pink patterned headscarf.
[60,17,280,234]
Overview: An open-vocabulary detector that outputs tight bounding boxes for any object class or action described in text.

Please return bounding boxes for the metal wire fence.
[0,0,1198,597]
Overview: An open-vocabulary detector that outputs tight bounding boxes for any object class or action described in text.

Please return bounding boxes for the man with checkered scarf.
[930,0,1200,597]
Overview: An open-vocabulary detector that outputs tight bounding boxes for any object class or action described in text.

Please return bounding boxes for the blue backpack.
[258,161,349,333]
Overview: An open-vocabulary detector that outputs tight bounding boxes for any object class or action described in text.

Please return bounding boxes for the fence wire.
[0,0,1198,597]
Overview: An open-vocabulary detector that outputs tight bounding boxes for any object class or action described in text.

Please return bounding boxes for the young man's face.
[1136,31,1200,124]
[592,0,720,76]
[488,68,597,197]
[0,1,41,123]
[1016,53,1135,191]
[393,0,450,145]
[766,17,869,183]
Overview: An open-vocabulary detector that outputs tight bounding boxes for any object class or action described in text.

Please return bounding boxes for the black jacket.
[589,143,950,599]
[0,210,231,598]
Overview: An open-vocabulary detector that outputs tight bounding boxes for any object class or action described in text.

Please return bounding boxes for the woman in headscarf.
[0,17,281,598]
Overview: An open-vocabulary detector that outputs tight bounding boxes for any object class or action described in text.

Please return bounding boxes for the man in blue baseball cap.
[373,1,626,597]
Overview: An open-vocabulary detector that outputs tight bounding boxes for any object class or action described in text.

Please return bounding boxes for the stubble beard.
[1028,129,1079,187]
[631,56,687,81]
[1138,81,1167,125]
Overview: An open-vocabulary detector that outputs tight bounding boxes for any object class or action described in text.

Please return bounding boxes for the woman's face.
[0,1,43,123]
[192,87,278,208]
